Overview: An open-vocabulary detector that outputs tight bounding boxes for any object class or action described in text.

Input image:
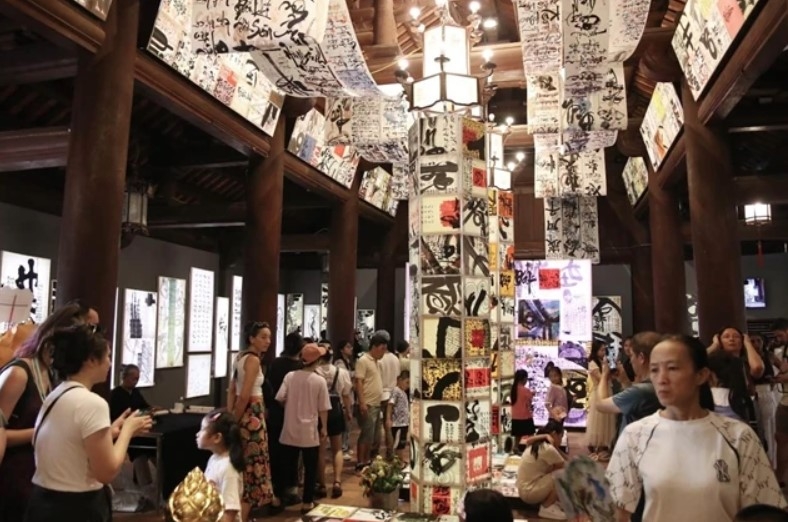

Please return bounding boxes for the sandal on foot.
[331,482,342,498]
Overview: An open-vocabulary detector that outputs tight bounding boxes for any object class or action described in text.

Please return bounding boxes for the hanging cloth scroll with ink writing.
[543,197,600,264]
[191,0,385,98]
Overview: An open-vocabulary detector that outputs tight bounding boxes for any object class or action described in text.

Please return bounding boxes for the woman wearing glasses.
[0,301,98,521]
[24,325,151,521]
[228,322,281,520]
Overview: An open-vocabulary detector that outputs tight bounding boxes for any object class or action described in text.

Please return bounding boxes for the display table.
[128,412,208,506]
[302,505,527,522]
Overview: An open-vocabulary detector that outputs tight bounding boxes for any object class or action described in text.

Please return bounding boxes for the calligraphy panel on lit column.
[359,167,394,212]
[544,197,600,263]
[592,296,623,363]
[148,0,283,137]
[621,157,649,206]
[639,82,684,172]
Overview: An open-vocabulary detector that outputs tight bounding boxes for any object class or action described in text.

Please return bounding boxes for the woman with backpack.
[315,344,353,499]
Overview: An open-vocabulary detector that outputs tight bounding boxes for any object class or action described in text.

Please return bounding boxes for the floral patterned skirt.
[239,399,274,507]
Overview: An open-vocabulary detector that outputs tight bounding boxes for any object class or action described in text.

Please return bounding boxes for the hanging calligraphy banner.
[621,156,649,206]
[543,197,600,264]
[359,167,394,213]
[639,82,684,172]
[534,135,607,198]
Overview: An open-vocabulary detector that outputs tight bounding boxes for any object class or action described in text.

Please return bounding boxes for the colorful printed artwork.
[639,82,683,172]
[421,360,462,401]
[621,156,649,205]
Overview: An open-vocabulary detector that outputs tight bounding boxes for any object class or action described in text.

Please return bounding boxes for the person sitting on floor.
[515,420,568,520]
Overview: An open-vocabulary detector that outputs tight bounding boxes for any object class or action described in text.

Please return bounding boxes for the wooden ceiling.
[0,0,787,264]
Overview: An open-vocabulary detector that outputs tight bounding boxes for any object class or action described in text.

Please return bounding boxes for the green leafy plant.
[359,456,406,496]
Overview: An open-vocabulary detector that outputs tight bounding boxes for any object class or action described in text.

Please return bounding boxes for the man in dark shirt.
[265,332,304,504]
[109,364,151,420]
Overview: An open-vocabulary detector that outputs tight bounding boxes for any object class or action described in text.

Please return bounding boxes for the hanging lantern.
[743,203,772,226]
[122,179,149,236]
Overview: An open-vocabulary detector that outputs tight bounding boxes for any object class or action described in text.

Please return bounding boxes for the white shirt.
[276,370,331,448]
[32,382,111,492]
[316,364,353,397]
[204,454,242,512]
[378,352,400,401]
[234,353,264,397]
[607,411,787,521]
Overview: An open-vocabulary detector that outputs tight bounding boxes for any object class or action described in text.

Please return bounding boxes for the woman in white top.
[25,325,151,522]
[227,321,279,520]
[276,343,331,514]
[515,420,568,520]
[607,335,786,522]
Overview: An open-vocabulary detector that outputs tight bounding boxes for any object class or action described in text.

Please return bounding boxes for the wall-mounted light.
[744,203,772,225]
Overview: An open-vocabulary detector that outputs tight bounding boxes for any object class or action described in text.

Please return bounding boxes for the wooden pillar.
[376,200,406,338]
[328,167,363,346]
[630,245,656,333]
[56,0,139,345]
[242,117,285,363]
[648,168,686,332]
[374,0,398,46]
[683,81,745,341]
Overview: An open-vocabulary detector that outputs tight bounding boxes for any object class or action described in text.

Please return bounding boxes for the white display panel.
[303,304,321,340]
[156,277,186,369]
[276,294,285,356]
[0,250,52,325]
[285,293,304,335]
[214,296,230,378]
[186,353,212,398]
[188,268,215,352]
[231,276,243,352]
[122,289,157,388]
[320,283,328,334]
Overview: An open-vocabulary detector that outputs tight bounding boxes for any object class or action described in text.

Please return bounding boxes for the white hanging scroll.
[148,0,284,136]
[639,82,684,172]
[544,197,600,264]
[288,108,360,188]
[534,135,606,198]
[621,156,648,206]
[191,0,384,98]
[359,167,394,212]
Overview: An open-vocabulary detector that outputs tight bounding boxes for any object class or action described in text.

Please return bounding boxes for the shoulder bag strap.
[331,366,340,393]
[33,385,80,447]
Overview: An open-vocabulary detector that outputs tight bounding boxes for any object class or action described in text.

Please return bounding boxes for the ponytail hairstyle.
[204,409,244,472]
[511,369,528,405]
[659,334,715,411]
[527,419,564,459]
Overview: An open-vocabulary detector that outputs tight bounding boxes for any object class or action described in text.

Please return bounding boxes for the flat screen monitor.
[744,278,766,309]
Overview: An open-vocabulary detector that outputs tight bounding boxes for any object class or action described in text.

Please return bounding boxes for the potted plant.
[359,456,405,511]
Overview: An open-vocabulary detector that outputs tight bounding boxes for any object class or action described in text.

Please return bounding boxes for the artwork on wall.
[544,197,600,263]
[146,0,283,137]
[49,279,57,315]
[188,268,215,352]
[514,259,593,343]
[515,343,589,428]
[687,293,699,337]
[214,296,230,379]
[122,289,157,388]
[356,309,376,341]
[231,276,242,352]
[70,0,112,20]
[288,108,361,188]
[286,294,304,335]
[534,144,607,198]
[672,0,764,100]
[621,156,649,206]
[186,353,212,398]
[277,294,285,356]
[359,167,396,214]
[592,296,623,364]
[0,250,52,325]
[303,305,321,340]
[110,288,119,389]
[156,277,186,369]
[320,284,328,335]
[639,82,683,172]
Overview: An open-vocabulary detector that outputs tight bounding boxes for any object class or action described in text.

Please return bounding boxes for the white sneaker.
[343,452,352,461]
[538,503,567,520]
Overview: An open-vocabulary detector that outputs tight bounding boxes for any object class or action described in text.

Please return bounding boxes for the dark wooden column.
[512,152,545,259]
[328,167,363,345]
[648,165,687,332]
[242,116,285,363]
[630,245,656,333]
[376,200,406,338]
[683,81,745,341]
[56,0,139,343]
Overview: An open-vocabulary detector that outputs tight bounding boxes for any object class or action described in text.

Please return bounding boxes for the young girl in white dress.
[196,410,244,522]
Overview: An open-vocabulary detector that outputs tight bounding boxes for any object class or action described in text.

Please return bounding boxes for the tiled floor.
[118,432,590,522]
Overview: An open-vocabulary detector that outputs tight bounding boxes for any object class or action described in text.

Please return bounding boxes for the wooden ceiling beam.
[0,126,69,172]
[0,42,77,85]
[726,104,788,134]
[370,26,674,87]
[682,220,788,243]
[155,146,248,170]
[733,174,788,205]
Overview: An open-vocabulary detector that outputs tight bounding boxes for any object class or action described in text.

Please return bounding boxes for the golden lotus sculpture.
[168,467,224,522]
